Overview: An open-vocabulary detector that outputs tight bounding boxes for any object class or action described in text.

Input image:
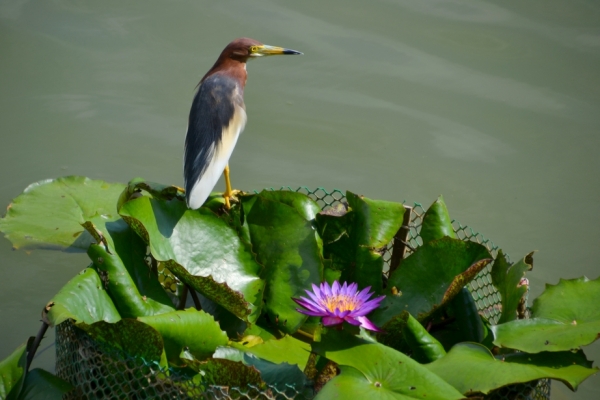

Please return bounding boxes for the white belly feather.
[187,105,247,210]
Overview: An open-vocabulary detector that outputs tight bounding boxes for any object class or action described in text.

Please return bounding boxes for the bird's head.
[222,38,303,62]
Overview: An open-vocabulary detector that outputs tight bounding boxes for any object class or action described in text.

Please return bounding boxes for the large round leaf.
[426,342,598,394]
[83,215,175,318]
[0,176,125,251]
[138,308,228,365]
[313,330,463,400]
[245,193,323,334]
[492,276,600,353]
[372,237,492,325]
[119,196,264,322]
[44,268,120,327]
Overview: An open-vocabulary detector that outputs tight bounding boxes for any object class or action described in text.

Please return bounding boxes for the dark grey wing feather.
[184,74,237,204]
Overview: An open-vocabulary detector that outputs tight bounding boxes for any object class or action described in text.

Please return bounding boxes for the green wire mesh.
[55,187,549,399]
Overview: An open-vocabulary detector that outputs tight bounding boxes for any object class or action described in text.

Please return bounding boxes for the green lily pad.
[0,342,27,400]
[84,217,175,318]
[313,330,463,400]
[76,319,165,365]
[18,369,73,400]
[139,308,228,364]
[373,237,492,325]
[119,195,264,322]
[43,268,121,327]
[244,192,323,334]
[0,176,125,251]
[230,335,312,370]
[420,195,456,244]
[180,349,264,389]
[492,276,600,353]
[491,250,533,324]
[426,342,599,394]
[317,192,405,294]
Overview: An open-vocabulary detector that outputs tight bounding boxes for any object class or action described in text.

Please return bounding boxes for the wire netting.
[55,187,549,399]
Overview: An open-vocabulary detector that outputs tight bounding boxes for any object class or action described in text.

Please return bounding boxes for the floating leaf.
[119,196,264,322]
[180,349,264,389]
[316,192,405,294]
[244,192,323,334]
[0,342,27,400]
[44,268,120,327]
[420,195,456,244]
[76,319,165,364]
[491,250,533,324]
[492,276,600,353]
[230,335,312,371]
[313,330,463,400]
[0,176,125,251]
[85,218,175,318]
[139,308,228,364]
[426,342,599,395]
[18,369,73,400]
[373,237,492,325]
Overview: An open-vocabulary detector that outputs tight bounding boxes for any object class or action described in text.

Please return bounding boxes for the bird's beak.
[250,44,303,57]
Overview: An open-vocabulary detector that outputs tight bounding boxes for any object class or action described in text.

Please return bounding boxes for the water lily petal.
[322,316,344,326]
[357,316,383,332]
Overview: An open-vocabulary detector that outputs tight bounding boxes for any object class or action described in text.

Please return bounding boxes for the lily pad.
[426,342,598,394]
[119,195,264,322]
[139,308,228,364]
[43,268,121,327]
[491,250,533,324]
[18,369,73,400]
[244,192,324,334]
[420,195,456,244]
[76,319,165,365]
[492,276,600,353]
[0,342,27,400]
[316,192,405,294]
[0,176,125,251]
[230,335,312,370]
[84,217,175,318]
[372,237,492,325]
[313,330,463,400]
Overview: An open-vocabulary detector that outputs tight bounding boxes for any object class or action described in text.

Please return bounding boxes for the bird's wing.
[184,74,247,209]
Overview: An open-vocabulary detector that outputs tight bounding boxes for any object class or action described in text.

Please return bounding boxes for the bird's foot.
[223,189,242,210]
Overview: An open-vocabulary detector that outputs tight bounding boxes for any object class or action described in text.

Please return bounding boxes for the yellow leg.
[223,164,232,209]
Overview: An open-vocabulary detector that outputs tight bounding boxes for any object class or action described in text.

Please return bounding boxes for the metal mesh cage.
[55,187,550,399]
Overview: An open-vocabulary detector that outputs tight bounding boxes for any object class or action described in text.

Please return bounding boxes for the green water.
[1,1,599,398]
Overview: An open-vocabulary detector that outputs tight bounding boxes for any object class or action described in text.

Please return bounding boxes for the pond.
[1,1,599,398]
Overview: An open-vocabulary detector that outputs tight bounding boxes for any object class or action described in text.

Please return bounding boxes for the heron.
[184,38,302,210]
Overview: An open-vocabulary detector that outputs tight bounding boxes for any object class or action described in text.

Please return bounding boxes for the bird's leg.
[223,164,234,209]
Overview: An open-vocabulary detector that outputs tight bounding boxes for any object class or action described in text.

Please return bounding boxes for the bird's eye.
[250,46,260,53]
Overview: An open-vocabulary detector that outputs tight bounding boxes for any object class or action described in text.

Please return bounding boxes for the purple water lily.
[292,281,385,332]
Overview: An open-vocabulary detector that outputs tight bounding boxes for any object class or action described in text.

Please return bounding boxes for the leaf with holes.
[83,217,175,318]
[492,276,600,353]
[119,195,264,322]
[139,308,228,365]
[372,236,492,326]
[491,250,533,324]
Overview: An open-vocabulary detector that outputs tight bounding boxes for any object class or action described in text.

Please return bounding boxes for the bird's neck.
[202,57,247,91]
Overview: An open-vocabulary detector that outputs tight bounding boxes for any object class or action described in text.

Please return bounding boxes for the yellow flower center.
[323,294,359,313]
